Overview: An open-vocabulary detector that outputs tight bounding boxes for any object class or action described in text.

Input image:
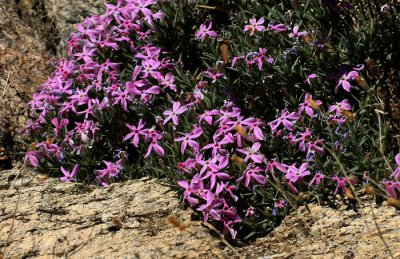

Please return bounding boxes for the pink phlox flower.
[178,179,200,206]
[76,100,95,119]
[309,172,326,187]
[244,17,265,36]
[198,109,220,125]
[216,107,241,125]
[97,59,119,81]
[390,153,400,180]
[141,59,161,79]
[201,160,231,190]
[236,142,265,164]
[60,164,79,182]
[245,207,256,217]
[51,117,69,136]
[95,160,122,179]
[335,70,359,93]
[289,25,307,38]
[112,88,132,112]
[175,126,203,154]
[195,21,218,40]
[292,128,313,152]
[203,69,225,83]
[285,162,310,193]
[306,73,317,85]
[74,45,97,63]
[332,176,356,194]
[268,110,300,132]
[197,183,225,219]
[285,162,310,183]
[163,101,187,125]
[124,119,148,147]
[245,48,274,70]
[241,117,265,141]
[24,150,43,167]
[274,199,287,209]
[266,159,288,173]
[267,23,288,32]
[328,99,352,116]
[236,164,266,187]
[297,93,322,117]
[69,86,92,106]
[329,115,347,125]
[307,139,325,157]
[197,155,218,175]
[231,55,244,67]
[381,180,400,199]
[156,72,176,91]
[202,137,230,157]
[225,184,239,201]
[144,130,164,157]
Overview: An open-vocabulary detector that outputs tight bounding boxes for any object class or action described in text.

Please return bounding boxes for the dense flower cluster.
[25,0,400,239]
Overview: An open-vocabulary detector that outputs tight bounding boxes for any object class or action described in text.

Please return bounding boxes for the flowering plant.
[25,0,400,240]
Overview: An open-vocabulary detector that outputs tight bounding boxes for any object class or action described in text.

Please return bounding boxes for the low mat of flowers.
[24,0,400,240]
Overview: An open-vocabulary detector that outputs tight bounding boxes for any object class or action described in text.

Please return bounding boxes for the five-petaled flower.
[244,18,265,36]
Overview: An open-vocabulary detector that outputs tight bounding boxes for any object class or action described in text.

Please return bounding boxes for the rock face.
[0,2,51,168]
[0,168,235,258]
[1,167,400,258]
[239,203,400,258]
[0,0,103,167]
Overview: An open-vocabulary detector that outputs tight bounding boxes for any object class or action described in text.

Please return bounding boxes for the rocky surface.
[239,202,400,259]
[0,0,103,168]
[0,2,51,166]
[0,168,235,258]
[1,167,399,258]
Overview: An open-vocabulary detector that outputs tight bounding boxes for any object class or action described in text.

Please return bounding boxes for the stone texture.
[2,167,400,258]
[0,168,235,258]
[43,0,105,56]
[0,2,51,167]
[239,202,400,258]
[0,0,103,167]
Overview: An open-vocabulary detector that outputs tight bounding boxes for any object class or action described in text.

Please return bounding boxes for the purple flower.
[163,101,187,125]
[237,142,265,163]
[175,126,203,154]
[195,22,218,40]
[289,25,307,38]
[382,180,400,199]
[24,150,42,167]
[292,128,313,152]
[198,109,220,125]
[306,73,317,85]
[145,131,164,157]
[285,163,310,183]
[309,172,325,187]
[124,119,148,147]
[328,99,352,116]
[236,164,266,187]
[335,70,359,93]
[244,18,265,36]
[297,93,322,117]
[268,110,300,132]
[245,207,256,217]
[60,164,79,182]
[178,179,200,206]
[268,23,288,32]
[307,139,325,157]
[51,117,69,137]
[332,176,356,194]
[201,161,231,189]
[390,153,400,180]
